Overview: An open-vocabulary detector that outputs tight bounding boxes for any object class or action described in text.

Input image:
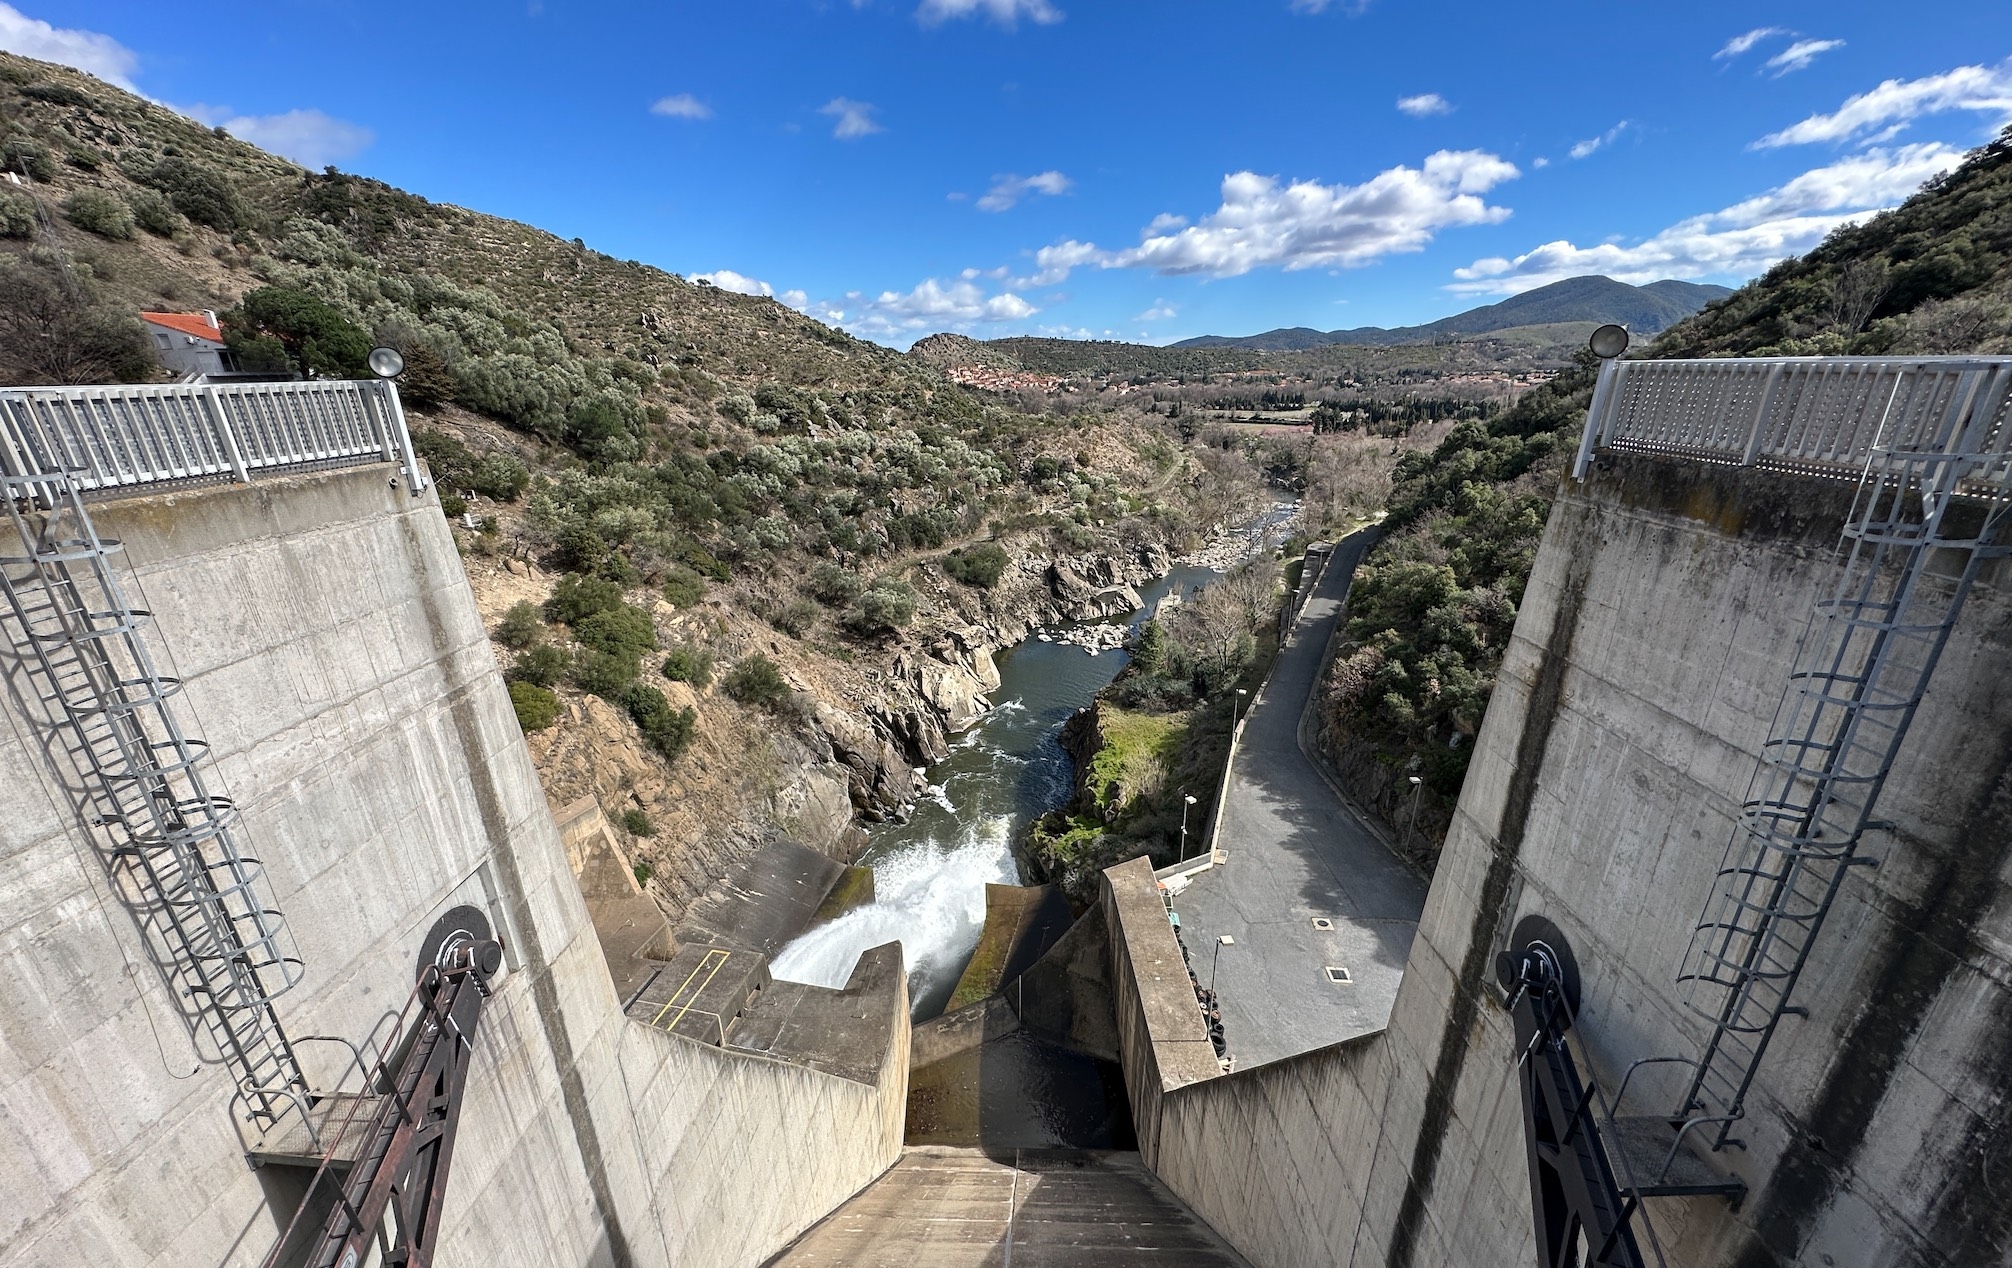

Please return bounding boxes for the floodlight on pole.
[367,346,406,379]
[1211,934,1234,993]
[1588,324,1630,360]
[1180,791,1199,862]
[1405,775,1424,852]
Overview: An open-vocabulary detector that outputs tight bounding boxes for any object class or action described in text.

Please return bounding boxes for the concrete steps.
[765,1147,1250,1266]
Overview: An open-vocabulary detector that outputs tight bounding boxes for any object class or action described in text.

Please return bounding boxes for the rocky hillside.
[1314,125,2012,868]
[0,48,1260,919]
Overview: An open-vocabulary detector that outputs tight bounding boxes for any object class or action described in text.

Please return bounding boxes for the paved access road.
[1170,529,1427,1069]
[765,1148,1250,1266]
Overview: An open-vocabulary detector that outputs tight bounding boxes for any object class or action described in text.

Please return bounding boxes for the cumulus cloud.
[650,93,711,120]
[1289,0,1368,13]
[0,2,137,88]
[975,170,1071,212]
[1396,93,1453,117]
[1449,142,1963,295]
[1096,151,1517,279]
[693,269,777,297]
[1715,27,1788,60]
[1569,121,1629,160]
[819,97,883,139]
[183,105,373,168]
[809,276,1039,341]
[1766,39,1844,76]
[1754,61,2012,148]
[1136,300,1178,321]
[917,0,1061,26]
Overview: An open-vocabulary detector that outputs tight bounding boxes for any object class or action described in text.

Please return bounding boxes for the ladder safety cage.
[0,469,309,1128]
[1575,356,2012,1157]
[0,378,429,499]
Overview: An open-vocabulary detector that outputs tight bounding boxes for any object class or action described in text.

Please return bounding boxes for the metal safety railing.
[0,378,428,500]
[1573,356,2012,488]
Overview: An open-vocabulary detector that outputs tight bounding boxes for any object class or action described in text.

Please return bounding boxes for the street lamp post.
[1405,775,1424,852]
[1179,791,1200,862]
[1235,687,1248,729]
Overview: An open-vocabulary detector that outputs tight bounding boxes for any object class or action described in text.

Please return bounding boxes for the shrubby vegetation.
[941,542,1009,588]
[493,601,542,649]
[722,654,791,710]
[660,645,714,687]
[0,250,154,385]
[508,681,559,732]
[62,188,132,238]
[414,429,530,501]
[620,683,696,761]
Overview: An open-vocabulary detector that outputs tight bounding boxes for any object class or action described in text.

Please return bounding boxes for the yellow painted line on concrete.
[652,949,731,1031]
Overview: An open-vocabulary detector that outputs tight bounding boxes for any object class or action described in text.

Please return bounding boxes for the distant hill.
[907,332,1021,370]
[1174,276,1734,351]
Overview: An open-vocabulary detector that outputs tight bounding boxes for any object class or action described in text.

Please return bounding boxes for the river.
[770,562,1222,1018]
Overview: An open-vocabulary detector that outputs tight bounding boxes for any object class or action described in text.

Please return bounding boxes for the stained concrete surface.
[763,1148,1251,1267]
[1170,528,1427,1068]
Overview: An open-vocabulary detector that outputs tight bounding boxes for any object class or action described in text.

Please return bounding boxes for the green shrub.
[722,654,791,710]
[942,542,1009,588]
[662,565,707,608]
[440,493,468,518]
[620,807,655,836]
[619,683,697,760]
[62,189,133,239]
[574,604,656,658]
[0,189,35,239]
[494,601,543,650]
[660,645,714,687]
[508,681,559,731]
[146,156,242,229]
[507,644,568,687]
[572,648,640,699]
[0,134,54,182]
[471,454,530,500]
[412,429,531,501]
[806,562,862,607]
[771,597,819,639]
[544,573,625,624]
[127,188,183,236]
[633,860,654,886]
[847,579,919,635]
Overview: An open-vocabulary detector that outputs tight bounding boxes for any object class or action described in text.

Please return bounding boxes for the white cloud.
[1754,61,2012,148]
[819,97,883,139]
[1449,142,1964,295]
[1766,39,1844,76]
[0,2,136,88]
[650,93,711,120]
[779,289,809,311]
[1569,120,1629,160]
[975,170,1071,212]
[693,269,778,297]
[1531,155,1551,169]
[1063,150,1517,280]
[1715,27,1788,60]
[917,0,1061,26]
[809,276,1039,341]
[184,105,373,168]
[1396,93,1453,117]
[1289,0,1367,13]
[1136,300,1178,321]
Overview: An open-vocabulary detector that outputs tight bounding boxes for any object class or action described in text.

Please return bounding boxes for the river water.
[770,563,1221,1018]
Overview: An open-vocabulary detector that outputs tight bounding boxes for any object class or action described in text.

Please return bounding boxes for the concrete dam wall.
[1109,445,2012,1266]
[0,464,905,1267]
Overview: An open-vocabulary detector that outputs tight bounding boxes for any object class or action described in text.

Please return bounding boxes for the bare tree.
[1823,258,1891,334]
[0,250,157,386]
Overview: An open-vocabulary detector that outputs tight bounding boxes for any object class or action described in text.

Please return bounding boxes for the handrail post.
[1741,363,1784,467]
[373,379,426,494]
[1574,359,1624,481]
[203,386,251,483]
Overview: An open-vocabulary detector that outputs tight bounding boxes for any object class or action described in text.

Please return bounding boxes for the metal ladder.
[0,469,308,1128]
[1669,370,2012,1148]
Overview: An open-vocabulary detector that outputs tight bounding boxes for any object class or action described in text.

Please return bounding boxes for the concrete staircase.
[765,1147,1250,1267]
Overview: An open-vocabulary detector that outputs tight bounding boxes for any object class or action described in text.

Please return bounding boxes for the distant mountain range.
[1171,276,1734,351]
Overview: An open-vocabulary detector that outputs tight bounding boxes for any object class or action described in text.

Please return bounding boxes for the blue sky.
[6,1,2010,348]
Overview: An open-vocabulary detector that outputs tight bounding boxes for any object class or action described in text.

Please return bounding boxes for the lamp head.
[1588,324,1630,360]
[367,346,406,379]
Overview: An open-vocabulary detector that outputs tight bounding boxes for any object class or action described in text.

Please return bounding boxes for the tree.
[222,286,371,378]
[0,252,155,386]
[723,654,791,710]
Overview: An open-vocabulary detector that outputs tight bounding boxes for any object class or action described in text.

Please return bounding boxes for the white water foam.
[769,814,1019,1001]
